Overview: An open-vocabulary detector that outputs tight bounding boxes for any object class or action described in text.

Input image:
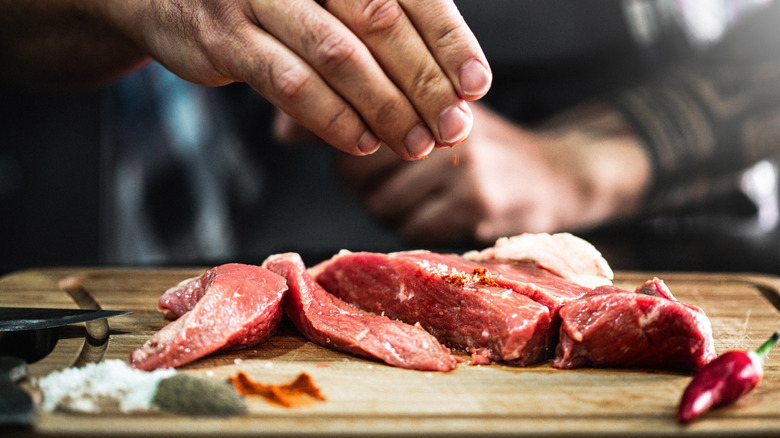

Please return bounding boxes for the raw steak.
[157,270,214,319]
[313,250,552,366]
[262,253,458,372]
[553,279,716,371]
[633,277,676,300]
[467,259,591,317]
[130,263,287,370]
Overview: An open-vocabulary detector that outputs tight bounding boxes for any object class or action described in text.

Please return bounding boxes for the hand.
[337,102,652,245]
[98,0,491,160]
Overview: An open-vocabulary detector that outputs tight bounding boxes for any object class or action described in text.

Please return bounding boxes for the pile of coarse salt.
[36,360,176,413]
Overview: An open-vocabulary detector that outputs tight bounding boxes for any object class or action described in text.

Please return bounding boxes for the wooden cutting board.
[3,267,780,437]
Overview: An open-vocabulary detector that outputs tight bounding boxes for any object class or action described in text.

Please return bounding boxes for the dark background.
[2,0,779,276]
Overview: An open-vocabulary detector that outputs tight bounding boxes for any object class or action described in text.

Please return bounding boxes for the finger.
[222,19,382,156]
[253,0,435,159]
[327,0,473,147]
[400,0,492,101]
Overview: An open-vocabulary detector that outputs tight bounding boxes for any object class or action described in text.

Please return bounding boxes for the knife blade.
[0,307,131,332]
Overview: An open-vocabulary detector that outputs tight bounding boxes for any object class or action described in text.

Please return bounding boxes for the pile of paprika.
[678,331,778,423]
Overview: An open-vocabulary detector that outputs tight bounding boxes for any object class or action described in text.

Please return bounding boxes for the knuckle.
[322,103,351,134]
[409,65,447,102]
[370,97,406,129]
[430,20,465,52]
[318,103,366,153]
[311,31,360,72]
[357,0,405,34]
[201,32,245,82]
[270,64,313,102]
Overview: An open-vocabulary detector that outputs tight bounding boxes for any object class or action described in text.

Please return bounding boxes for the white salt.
[36,360,176,413]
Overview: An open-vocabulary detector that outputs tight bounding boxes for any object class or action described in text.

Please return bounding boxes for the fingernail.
[357,130,381,154]
[438,103,472,145]
[459,59,491,98]
[404,124,435,158]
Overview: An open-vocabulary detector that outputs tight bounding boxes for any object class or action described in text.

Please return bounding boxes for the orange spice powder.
[441,268,500,288]
[229,372,326,408]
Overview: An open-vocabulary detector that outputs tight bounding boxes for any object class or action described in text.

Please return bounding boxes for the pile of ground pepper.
[153,373,246,416]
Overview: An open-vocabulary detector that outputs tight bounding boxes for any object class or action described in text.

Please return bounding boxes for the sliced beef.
[157,269,215,319]
[313,250,552,366]
[262,252,458,372]
[634,277,676,300]
[553,285,716,371]
[472,259,591,316]
[322,250,588,319]
[130,263,287,370]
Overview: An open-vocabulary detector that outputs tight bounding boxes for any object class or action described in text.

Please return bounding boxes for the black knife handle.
[0,355,35,427]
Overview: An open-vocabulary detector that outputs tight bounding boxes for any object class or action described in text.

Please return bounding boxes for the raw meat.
[130,264,287,370]
[463,232,614,288]
[553,282,716,371]
[263,252,458,372]
[469,259,591,317]
[634,277,676,300]
[313,250,552,366]
[157,270,215,319]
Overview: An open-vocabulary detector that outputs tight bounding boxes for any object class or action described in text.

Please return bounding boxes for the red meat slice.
[157,269,215,320]
[313,250,552,366]
[262,253,458,372]
[633,277,676,300]
[130,263,287,370]
[553,285,716,371]
[443,256,591,316]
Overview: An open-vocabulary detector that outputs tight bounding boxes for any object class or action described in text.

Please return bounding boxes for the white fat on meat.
[462,233,614,288]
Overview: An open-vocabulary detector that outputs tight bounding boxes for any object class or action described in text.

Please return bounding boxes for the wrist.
[83,0,149,59]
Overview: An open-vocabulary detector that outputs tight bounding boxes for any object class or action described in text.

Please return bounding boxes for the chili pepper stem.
[754,331,779,361]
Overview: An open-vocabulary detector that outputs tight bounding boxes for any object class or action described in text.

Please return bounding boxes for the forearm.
[0,0,148,88]
[611,2,780,210]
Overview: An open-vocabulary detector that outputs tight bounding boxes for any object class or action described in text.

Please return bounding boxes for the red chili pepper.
[678,331,778,423]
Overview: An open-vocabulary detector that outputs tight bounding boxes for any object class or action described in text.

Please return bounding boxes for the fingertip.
[357,130,382,155]
[404,124,436,159]
[434,134,468,148]
[459,59,492,100]
[437,101,473,146]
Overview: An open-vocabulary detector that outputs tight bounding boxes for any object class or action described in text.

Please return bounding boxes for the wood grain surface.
[2,267,780,437]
